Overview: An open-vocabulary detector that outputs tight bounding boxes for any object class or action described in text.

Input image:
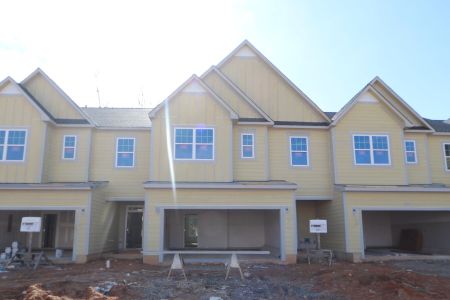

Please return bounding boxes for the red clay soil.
[1,259,450,299]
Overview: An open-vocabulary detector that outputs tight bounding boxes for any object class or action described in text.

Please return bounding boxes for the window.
[290,136,308,166]
[404,140,417,164]
[116,138,135,167]
[353,135,390,165]
[62,135,77,160]
[0,129,27,161]
[174,128,214,160]
[444,143,450,171]
[241,133,254,158]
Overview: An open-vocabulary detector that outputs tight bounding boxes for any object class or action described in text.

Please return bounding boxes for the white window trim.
[62,135,77,160]
[173,127,215,161]
[352,134,391,166]
[0,129,28,162]
[404,140,417,164]
[443,142,450,172]
[115,137,136,168]
[241,133,255,159]
[289,136,309,167]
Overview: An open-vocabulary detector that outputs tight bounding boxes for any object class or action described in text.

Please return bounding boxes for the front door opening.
[42,214,57,248]
[184,214,199,248]
[126,207,143,249]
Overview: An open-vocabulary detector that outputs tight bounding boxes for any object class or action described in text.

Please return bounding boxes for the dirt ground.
[1,258,450,300]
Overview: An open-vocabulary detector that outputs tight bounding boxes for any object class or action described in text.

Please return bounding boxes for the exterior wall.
[22,73,83,119]
[219,48,327,122]
[362,211,393,247]
[269,128,333,197]
[333,91,407,185]
[150,92,233,182]
[429,135,450,186]
[202,71,262,118]
[404,133,431,184]
[0,94,47,183]
[143,188,296,263]
[89,188,119,255]
[344,191,450,259]
[233,126,268,181]
[296,201,318,247]
[46,127,92,182]
[0,189,90,263]
[89,129,150,199]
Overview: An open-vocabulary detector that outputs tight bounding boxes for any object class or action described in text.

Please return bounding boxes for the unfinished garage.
[363,210,450,256]
[163,209,281,258]
[0,210,75,261]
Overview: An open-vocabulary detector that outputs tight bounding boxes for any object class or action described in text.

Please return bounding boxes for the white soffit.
[182,80,206,93]
[235,46,256,57]
[0,82,21,95]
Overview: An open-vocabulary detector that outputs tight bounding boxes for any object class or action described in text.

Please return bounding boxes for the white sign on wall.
[309,219,327,233]
[20,217,42,232]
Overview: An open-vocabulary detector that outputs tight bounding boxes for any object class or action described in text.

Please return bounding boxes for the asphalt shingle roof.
[81,107,152,128]
[424,118,450,133]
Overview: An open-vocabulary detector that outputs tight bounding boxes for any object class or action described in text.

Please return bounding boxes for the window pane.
[64,136,76,147]
[195,129,213,144]
[445,144,450,157]
[0,145,3,159]
[6,145,25,160]
[195,144,213,159]
[117,152,133,166]
[64,147,75,159]
[7,131,26,145]
[175,144,193,159]
[291,137,307,151]
[291,151,308,166]
[372,136,388,150]
[118,139,134,152]
[406,151,416,163]
[373,150,389,164]
[242,134,253,146]
[175,129,193,143]
[242,145,253,158]
[0,131,5,144]
[447,157,450,170]
[355,149,371,164]
[405,141,415,151]
[354,136,370,149]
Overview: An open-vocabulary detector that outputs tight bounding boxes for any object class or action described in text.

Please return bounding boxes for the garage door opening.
[0,210,75,262]
[362,210,450,258]
[163,209,281,261]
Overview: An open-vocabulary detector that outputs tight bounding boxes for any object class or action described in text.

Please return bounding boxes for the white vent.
[358,92,378,103]
[0,82,21,95]
[182,81,206,93]
[235,46,256,57]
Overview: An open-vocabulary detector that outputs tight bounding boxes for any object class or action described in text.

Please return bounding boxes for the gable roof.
[149,75,238,120]
[21,68,94,125]
[331,77,434,131]
[82,107,152,128]
[217,40,331,122]
[201,66,273,124]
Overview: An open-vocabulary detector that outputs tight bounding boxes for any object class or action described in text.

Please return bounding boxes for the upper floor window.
[62,135,77,160]
[174,128,214,160]
[0,129,27,161]
[241,133,254,159]
[353,135,390,165]
[404,140,417,164]
[444,143,450,171]
[116,137,135,167]
[290,136,308,166]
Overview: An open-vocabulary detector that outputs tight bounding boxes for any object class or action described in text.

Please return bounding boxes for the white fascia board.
[144,182,298,190]
[343,186,450,193]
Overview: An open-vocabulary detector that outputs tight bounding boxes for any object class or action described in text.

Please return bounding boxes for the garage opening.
[163,209,281,260]
[0,210,75,262]
[363,211,450,257]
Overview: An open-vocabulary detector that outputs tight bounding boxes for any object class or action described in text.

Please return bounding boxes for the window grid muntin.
[174,128,214,160]
[116,137,135,167]
[444,143,450,171]
[241,133,254,159]
[404,140,417,164]
[0,129,27,161]
[353,135,390,165]
[290,136,309,166]
[63,135,77,160]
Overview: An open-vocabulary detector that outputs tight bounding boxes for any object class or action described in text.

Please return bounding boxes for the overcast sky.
[1,0,449,119]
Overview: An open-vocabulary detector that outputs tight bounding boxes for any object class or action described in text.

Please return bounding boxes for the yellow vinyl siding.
[345,191,450,254]
[269,128,333,197]
[202,71,262,118]
[22,73,83,119]
[297,201,318,244]
[144,188,296,255]
[404,133,431,184]
[316,190,346,252]
[233,126,268,181]
[0,94,46,183]
[333,92,407,185]
[220,49,326,122]
[150,92,233,182]
[46,127,92,182]
[429,136,450,185]
[89,129,150,199]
